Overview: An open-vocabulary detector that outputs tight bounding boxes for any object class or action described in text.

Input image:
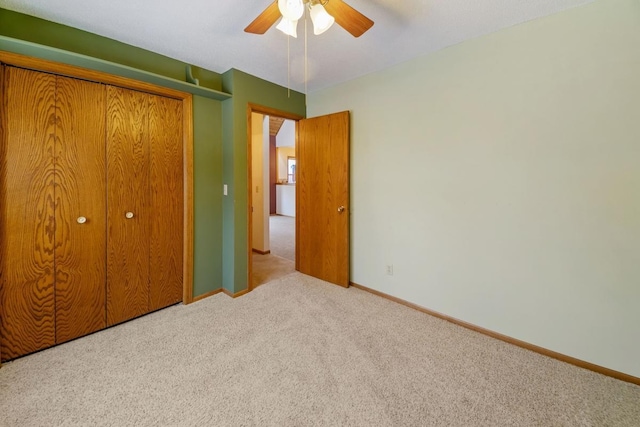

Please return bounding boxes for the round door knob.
[125,212,134,219]
[337,206,345,213]
[77,216,87,224]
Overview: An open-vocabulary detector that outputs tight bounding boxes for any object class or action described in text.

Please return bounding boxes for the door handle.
[337,206,345,213]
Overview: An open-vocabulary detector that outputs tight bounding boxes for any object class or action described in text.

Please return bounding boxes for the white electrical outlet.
[223,184,228,196]
[386,265,394,276]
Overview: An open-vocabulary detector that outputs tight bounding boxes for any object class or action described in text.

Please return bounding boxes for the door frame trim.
[246,103,303,292]
[0,51,195,305]
[0,63,3,366]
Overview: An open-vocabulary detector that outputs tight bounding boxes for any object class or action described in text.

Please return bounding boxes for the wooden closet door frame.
[0,51,196,307]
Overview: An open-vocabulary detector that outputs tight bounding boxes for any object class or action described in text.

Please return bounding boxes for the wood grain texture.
[269,117,285,136]
[106,86,150,326]
[0,64,3,366]
[246,107,254,292]
[0,67,57,361]
[297,111,350,287]
[244,1,280,34]
[324,0,374,38]
[54,76,107,344]
[0,56,194,358]
[0,51,191,101]
[247,103,304,122]
[182,95,194,304]
[149,95,183,311]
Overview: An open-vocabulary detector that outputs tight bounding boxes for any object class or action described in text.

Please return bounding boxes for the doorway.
[247,104,303,290]
[247,105,351,291]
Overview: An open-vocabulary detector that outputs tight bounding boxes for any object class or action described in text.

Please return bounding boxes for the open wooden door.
[296,111,350,287]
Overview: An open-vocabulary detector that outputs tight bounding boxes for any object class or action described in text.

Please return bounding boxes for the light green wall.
[0,8,225,298]
[308,0,640,377]
[221,70,305,293]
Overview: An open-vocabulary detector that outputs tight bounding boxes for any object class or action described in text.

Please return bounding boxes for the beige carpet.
[1,273,639,426]
[269,214,294,261]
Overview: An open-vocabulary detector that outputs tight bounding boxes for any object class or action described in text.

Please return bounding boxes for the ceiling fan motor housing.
[246,0,374,38]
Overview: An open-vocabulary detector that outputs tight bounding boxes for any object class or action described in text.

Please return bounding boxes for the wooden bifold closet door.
[54,73,107,344]
[105,87,183,325]
[106,86,151,325]
[0,67,106,359]
[0,66,183,362]
[148,94,183,312]
[0,67,57,359]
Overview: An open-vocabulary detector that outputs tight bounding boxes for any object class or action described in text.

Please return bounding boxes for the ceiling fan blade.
[245,1,281,34]
[324,0,374,38]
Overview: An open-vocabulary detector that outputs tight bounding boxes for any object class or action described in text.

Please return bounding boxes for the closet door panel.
[106,86,150,326]
[54,76,107,343]
[149,95,183,311]
[0,67,56,360]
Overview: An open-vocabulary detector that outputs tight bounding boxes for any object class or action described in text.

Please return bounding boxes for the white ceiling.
[0,0,595,93]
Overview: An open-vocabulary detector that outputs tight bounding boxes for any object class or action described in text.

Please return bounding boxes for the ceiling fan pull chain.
[304,7,308,98]
[287,34,291,98]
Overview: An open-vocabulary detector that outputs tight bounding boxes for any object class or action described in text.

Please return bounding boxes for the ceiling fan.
[245,0,374,38]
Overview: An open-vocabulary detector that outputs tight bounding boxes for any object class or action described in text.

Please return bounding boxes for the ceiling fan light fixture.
[309,3,335,35]
[278,0,304,21]
[276,17,299,38]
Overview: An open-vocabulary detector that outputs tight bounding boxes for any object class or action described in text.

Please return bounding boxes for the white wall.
[276,119,295,147]
[251,113,269,252]
[276,184,296,217]
[262,116,270,243]
[308,0,640,377]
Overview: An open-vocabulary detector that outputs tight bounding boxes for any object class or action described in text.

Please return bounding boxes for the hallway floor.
[252,215,295,288]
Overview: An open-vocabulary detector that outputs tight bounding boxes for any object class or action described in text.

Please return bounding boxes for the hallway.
[252,215,295,288]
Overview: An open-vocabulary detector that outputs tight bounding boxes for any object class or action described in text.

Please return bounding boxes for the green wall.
[0,7,224,298]
[193,96,223,296]
[0,7,307,298]
[221,70,306,293]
